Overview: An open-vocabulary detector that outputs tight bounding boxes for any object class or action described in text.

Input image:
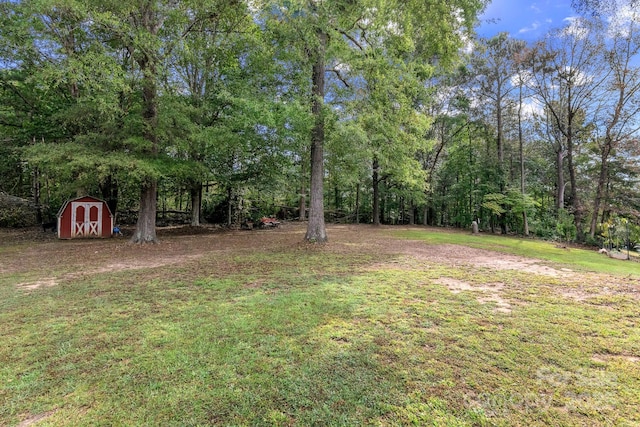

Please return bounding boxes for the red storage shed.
[57,196,114,239]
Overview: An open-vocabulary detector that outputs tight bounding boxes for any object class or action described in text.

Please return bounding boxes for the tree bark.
[130,6,160,243]
[496,88,507,235]
[305,30,328,243]
[32,165,42,224]
[556,149,565,211]
[299,156,307,221]
[354,183,360,224]
[372,157,380,226]
[190,181,202,226]
[518,83,529,236]
[227,186,233,227]
[131,181,157,243]
[589,150,610,238]
[565,85,584,240]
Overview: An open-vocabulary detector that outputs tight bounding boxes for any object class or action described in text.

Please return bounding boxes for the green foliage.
[529,210,559,240]
[0,193,37,227]
[482,193,506,216]
[556,209,578,243]
[600,215,639,251]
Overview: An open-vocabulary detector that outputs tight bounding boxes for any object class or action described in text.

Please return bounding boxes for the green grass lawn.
[1,226,639,426]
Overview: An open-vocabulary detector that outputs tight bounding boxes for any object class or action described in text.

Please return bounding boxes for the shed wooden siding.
[57,196,113,239]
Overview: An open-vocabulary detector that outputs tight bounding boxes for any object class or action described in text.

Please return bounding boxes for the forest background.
[0,0,639,246]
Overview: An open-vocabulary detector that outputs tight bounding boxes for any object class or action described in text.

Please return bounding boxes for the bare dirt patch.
[1,223,636,303]
[400,242,575,278]
[434,277,513,313]
[16,277,58,291]
[592,354,640,363]
[17,410,58,427]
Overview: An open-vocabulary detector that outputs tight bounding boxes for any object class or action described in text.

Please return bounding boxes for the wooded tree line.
[0,0,638,245]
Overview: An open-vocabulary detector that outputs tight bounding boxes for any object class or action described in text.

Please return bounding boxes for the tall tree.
[261,0,487,241]
[587,7,640,237]
[524,18,607,238]
[513,49,536,235]
[470,33,526,232]
[85,0,247,242]
[165,6,268,226]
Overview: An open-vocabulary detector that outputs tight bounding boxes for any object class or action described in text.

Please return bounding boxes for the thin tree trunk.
[556,149,565,211]
[566,87,583,240]
[518,84,529,236]
[100,175,119,220]
[372,157,380,226]
[33,165,42,224]
[299,156,307,221]
[409,200,415,225]
[227,186,233,227]
[352,183,359,224]
[590,144,612,238]
[496,86,507,235]
[305,30,327,243]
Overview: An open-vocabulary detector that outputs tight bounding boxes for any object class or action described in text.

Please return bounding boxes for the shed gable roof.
[57,195,113,218]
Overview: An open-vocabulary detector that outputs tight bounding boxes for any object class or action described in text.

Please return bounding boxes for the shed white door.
[71,202,102,237]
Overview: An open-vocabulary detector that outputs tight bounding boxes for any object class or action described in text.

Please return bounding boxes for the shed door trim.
[71,202,103,237]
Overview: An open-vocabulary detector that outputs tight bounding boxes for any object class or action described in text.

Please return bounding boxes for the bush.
[556,209,577,242]
[601,215,639,251]
[0,192,38,227]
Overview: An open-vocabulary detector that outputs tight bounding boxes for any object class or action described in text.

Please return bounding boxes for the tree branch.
[339,29,364,51]
[327,68,350,88]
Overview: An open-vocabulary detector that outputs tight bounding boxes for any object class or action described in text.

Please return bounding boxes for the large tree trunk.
[190,181,202,227]
[305,31,328,243]
[131,181,157,243]
[130,6,160,243]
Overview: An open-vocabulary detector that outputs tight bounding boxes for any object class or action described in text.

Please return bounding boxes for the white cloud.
[522,98,544,118]
[558,66,593,86]
[519,21,541,34]
[562,16,589,39]
[510,70,534,87]
[607,4,640,38]
[334,62,351,73]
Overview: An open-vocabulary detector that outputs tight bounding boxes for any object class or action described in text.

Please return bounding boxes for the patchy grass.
[1,225,639,426]
[395,228,640,275]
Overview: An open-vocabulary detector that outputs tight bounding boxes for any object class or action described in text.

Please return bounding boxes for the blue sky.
[477,0,576,41]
